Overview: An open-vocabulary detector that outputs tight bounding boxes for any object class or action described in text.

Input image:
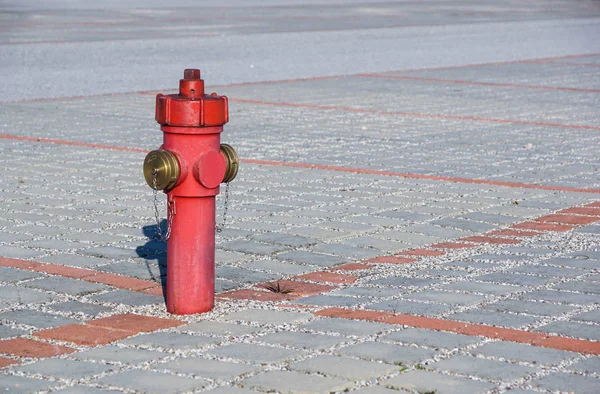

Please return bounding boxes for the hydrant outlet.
[143,149,180,191]
[220,143,239,183]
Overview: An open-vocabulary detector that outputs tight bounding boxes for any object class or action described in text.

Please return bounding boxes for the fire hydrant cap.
[155,69,229,127]
[195,151,227,189]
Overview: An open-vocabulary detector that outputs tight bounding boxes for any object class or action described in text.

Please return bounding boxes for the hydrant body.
[143,69,238,315]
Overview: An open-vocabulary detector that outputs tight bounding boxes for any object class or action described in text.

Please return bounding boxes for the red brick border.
[314,308,600,355]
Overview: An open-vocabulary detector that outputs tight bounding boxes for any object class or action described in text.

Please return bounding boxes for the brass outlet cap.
[220,143,239,183]
[143,150,180,191]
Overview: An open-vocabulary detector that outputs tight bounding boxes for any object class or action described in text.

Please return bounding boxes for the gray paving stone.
[290,355,398,381]
[472,341,578,365]
[365,277,435,288]
[521,289,600,305]
[382,328,480,350]
[0,375,55,393]
[241,370,353,394]
[431,354,537,382]
[329,287,400,298]
[83,246,140,259]
[220,240,286,255]
[510,264,584,278]
[301,318,391,337]
[258,331,346,350]
[24,276,108,296]
[95,369,206,394]
[178,321,261,337]
[222,309,312,325]
[448,309,540,329]
[156,357,258,380]
[483,299,575,316]
[380,370,495,394]
[458,212,519,224]
[207,343,303,364]
[338,341,437,365]
[0,309,79,329]
[312,243,382,260]
[89,289,163,306]
[97,261,162,281]
[535,321,600,341]
[275,250,349,267]
[0,285,54,305]
[544,256,600,270]
[293,294,364,308]
[573,309,600,323]
[470,253,531,261]
[239,259,315,275]
[250,233,316,247]
[119,331,219,350]
[575,225,600,234]
[72,345,167,364]
[202,387,259,394]
[407,290,486,306]
[367,299,453,316]
[216,266,279,284]
[349,387,400,394]
[552,280,600,294]
[568,356,600,374]
[0,245,43,259]
[477,271,551,287]
[52,387,118,394]
[0,325,27,339]
[0,266,42,283]
[13,359,114,380]
[442,281,521,296]
[48,300,112,317]
[530,372,600,394]
[430,218,497,232]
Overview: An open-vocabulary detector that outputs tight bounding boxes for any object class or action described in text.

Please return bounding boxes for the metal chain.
[152,169,175,241]
[216,182,230,233]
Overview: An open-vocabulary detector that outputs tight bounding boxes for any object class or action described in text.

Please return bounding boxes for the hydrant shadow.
[135,221,168,301]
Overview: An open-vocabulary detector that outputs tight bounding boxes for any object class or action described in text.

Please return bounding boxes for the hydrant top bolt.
[184,69,201,80]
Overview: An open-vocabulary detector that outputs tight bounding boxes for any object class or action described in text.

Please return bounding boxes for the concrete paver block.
[241,370,353,394]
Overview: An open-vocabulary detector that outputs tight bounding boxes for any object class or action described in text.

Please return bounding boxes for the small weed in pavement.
[264,281,293,294]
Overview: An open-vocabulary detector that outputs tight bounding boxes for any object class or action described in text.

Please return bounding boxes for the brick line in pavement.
[2,201,598,366]
[356,74,600,93]
[229,98,600,131]
[2,134,599,195]
[1,53,598,104]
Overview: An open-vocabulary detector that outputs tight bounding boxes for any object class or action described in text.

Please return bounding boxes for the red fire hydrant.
[143,69,238,315]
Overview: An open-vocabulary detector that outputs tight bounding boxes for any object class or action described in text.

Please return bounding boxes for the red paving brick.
[461,236,521,245]
[0,257,43,270]
[486,229,542,237]
[535,214,599,225]
[586,202,600,208]
[558,207,600,216]
[366,256,418,264]
[535,336,600,355]
[314,308,600,355]
[0,338,75,358]
[0,356,20,368]
[295,272,358,284]
[511,222,576,232]
[88,313,184,333]
[30,264,95,279]
[430,242,478,249]
[218,289,298,302]
[142,285,164,296]
[397,249,446,257]
[34,324,135,346]
[82,272,158,291]
[329,262,373,271]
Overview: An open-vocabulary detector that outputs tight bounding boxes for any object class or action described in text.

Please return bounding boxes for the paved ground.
[1,1,600,393]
